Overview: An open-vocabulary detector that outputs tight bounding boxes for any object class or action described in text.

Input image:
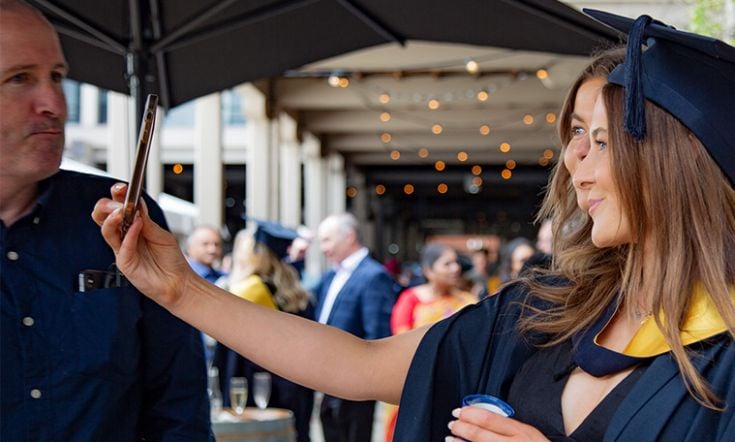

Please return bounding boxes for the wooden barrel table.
[213,408,295,442]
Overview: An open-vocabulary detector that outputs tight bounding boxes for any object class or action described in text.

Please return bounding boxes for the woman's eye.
[595,139,608,150]
[571,126,586,137]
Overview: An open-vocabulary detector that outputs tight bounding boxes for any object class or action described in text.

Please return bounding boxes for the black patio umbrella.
[29,0,618,121]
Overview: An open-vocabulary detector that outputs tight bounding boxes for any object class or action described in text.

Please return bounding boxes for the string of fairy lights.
[328,57,560,198]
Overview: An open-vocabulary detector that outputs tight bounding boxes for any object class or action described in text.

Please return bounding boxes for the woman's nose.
[572,151,595,191]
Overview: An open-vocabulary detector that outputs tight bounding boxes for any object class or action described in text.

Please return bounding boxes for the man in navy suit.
[314,213,395,442]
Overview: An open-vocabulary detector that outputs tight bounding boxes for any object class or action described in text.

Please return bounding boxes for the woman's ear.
[421,265,433,280]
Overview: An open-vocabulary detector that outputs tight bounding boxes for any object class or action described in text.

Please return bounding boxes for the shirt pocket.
[70,286,142,382]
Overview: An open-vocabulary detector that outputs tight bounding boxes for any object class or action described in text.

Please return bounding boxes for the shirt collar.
[573,283,734,376]
[623,283,734,357]
[188,259,217,279]
[337,247,369,272]
[9,172,57,227]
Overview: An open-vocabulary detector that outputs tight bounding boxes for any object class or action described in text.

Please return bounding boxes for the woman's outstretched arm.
[92,184,425,404]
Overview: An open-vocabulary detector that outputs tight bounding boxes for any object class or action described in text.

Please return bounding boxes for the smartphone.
[121,94,159,237]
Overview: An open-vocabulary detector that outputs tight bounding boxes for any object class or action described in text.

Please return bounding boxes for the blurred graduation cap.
[248,218,298,259]
[584,9,735,185]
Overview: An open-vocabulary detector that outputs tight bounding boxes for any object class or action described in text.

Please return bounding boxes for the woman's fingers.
[448,407,549,442]
[100,207,124,253]
[111,182,127,202]
[118,213,145,273]
[91,198,122,226]
[91,182,127,226]
[456,407,518,436]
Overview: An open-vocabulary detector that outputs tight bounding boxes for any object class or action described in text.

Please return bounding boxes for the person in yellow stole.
[214,221,313,442]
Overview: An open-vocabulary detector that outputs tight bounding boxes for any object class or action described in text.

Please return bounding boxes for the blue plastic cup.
[462,394,515,417]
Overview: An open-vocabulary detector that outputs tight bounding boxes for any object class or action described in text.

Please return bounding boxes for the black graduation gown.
[394,282,735,441]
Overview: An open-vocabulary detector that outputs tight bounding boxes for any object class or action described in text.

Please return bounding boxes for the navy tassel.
[623,15,653,140]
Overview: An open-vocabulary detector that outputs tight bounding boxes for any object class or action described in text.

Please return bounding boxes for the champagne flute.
[229,377,248,415]
[253,372,271,409]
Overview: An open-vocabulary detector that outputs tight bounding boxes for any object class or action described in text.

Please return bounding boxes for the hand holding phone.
[121,94,158,238]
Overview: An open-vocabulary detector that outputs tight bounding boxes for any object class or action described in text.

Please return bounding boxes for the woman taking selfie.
[92,9,734,441]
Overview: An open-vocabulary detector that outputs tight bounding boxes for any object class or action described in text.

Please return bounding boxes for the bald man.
[0,2,212,439]
[186,225,225,283]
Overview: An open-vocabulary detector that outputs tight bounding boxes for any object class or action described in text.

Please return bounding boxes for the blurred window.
[63,79,80,123]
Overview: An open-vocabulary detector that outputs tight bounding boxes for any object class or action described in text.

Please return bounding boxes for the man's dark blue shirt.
[188,259,223,284]
[0,170,212,441]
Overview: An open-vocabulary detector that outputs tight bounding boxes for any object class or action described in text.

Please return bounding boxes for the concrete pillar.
[303,133,326,276]
[194,93,224,227]
[146,105,164,200]
[279,113,301,227]
[326,153,346,215]
[106,91,132,180]
[238,84,272,221]
[349,167,374,250]
[79,84,99,127]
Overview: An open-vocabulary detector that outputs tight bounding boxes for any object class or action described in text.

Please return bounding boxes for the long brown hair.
[524,83,735,408]
[229,230,310,313]
[519,48,628,343]
[541,48,626,257]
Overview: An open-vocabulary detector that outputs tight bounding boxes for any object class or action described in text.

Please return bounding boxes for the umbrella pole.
[126,51,145,134]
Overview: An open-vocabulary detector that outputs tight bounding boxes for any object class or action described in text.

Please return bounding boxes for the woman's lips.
[587,198,602,215]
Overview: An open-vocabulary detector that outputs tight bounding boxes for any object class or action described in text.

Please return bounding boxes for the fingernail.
[113,183,125,192]
[106,201,122,211]
[447,420,454,430]
[451,408,461,418]
[445,437,454,442]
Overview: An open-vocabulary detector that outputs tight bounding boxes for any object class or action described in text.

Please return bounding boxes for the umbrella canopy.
[30,0,617,116]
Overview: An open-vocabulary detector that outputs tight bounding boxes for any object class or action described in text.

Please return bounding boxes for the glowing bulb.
[428,99,440,110]
[523,114,534,125]
[381,133,392,143]
[338,77,350,88]
[437,183,448,194]
[546,112,556,124]
[379,93,390,104]
[476,90,489,102]
[390,150,401,160]
[501,169,512,180]
[472,176,483,186]
[403,184,415,195]
[457,151,468,162]
[328,75,340,87]
[346,186,358,198]
[543,148,555,159]
[375,184,386,195]
[471,165,482,175]
[505,159,516,170]
[479,124,490,135]
[435,160,446,171]
[536,69,549,80]
[431,124,443,135]
[172,163,184,174]
[380,112,391,122]
[418,148,429,158]
[499,142,511,153]
[465,59,480,74]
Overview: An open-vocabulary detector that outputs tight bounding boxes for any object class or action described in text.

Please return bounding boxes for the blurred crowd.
[182,214,555,442]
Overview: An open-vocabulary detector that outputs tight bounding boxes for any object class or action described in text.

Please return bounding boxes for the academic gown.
[394,282,735,441]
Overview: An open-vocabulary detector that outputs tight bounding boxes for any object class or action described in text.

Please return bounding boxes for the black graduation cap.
[252,219,298,259]
[584,9,735,186]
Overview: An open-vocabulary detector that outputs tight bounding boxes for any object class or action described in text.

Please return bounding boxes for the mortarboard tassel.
[623,15,653,141]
